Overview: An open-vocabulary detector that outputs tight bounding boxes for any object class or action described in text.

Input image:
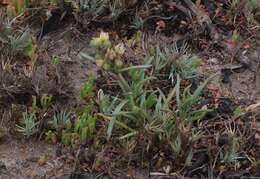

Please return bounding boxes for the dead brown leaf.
[246,103,260,112]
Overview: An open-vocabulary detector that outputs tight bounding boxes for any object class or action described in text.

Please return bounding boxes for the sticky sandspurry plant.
[87,33,206,131]
[86,32,213,155]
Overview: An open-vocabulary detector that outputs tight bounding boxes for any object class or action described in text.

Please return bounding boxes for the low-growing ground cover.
[0,0,260,178]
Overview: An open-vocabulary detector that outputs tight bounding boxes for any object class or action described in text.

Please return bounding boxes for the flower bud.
[96,59,104,67]
[103,62,111,70]
[115,59,123,68]
[114,43,125,56]
[105,48,117,61]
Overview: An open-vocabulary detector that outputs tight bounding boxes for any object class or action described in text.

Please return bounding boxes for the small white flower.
[99,32,109,42]
[105,49,117,61]
[95,59,104,67]
[114,43,125,56]
[90,31,111,48]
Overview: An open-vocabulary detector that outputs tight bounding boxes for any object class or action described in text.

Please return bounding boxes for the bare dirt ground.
[199,49,260,102]
[0,137,72,179]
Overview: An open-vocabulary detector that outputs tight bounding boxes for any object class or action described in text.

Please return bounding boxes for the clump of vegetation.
[77,0,106,15]
[16,94,52,138]
[147,42,202,82]
[16,111,39,138]
[46,77,97,145]
[88,31,125,71]
[227,0,260,24]
[80,32,211,162]
[170,56,202,80]
[0,24,38,64]
[4,0,30,16]
[48,110,71,131]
